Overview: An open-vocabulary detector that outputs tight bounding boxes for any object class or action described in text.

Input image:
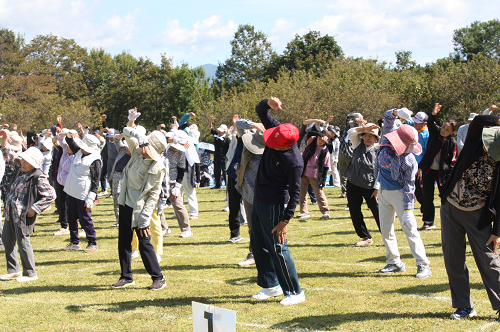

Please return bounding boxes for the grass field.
[0,186,499,332]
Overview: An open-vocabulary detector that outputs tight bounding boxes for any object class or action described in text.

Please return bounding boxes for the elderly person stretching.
[374,108,431,279]
[112,108,168,290]
[344,123,381,246]
[439,110,500,321]
[0,130,56,282]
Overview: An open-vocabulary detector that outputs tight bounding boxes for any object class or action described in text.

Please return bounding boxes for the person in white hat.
[0,131,56,282]
[208,116,230,189]
[62,131,102,253]
[112,108,167,291]
[39,132,54,176]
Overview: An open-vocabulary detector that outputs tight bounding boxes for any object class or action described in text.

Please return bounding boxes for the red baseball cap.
[263,123,299,149]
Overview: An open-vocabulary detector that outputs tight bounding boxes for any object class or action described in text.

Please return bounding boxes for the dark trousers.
[307,183,317,203]
[100,163,107,191]
[414,176,424,215]
[346,181,381,239]
[56,182,68,229]
[441,200,500,310]
[118,204,163,281]
[67,195,97,245]
[213,156,226,188]
[227,176,241,238]
[250,197,302,296]
[422,169,439,224]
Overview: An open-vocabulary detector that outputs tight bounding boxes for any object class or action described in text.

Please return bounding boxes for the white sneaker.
[131,251,139,259]
[161,228,172,236]
[321,213,330,220]
[280,291,305,305]
[252,285,283,300]
[156,254,161,263]
[295,213,310,219]
[238,258,255,267]
[180,230,193,238]
[54,228,70,236]
[222,207,229,212]
[78,229,86,237]
[16,275,38,282]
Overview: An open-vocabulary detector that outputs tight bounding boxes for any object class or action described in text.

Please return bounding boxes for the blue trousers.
[250,197,302,296]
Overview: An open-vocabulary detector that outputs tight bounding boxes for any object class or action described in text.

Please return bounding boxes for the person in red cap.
[250,97,305,306]
[373,108,431,279]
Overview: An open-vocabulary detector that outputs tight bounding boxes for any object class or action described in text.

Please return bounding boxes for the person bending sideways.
[373,108,431,279]
[439,112,500,321]
[250,97,305,306]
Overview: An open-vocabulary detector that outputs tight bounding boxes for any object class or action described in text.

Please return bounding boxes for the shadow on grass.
[0,284,110,296]
[393,282,486,294]
[270,311,490,330]
[37,259,116,266]
[358,252,443,263]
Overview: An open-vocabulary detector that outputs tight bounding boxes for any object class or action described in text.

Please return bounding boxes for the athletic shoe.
[111,222,119,227]
[321,214,330,220]
[222,207,229,212]
[0,272,22,280]
[149,278,166,291]
[419,224,436,230]
[16,275,38,282]
[295,213,310,219]
[356,237,373,247]
[111,279,135,289]
[226,235,243,244]
[344,206,350,210]
[280,291,306,306]
[415,265,432,279]
[161,228,172,236]
[378,262,406,274]
[62,243,81,251]
[189,215,198,220]
[180,230,193,238]
[311,201,318,205]
[252,285,283,300]
[340,193,347,198]
[106,194,113,199]
[54,228,70,236]
[238,253,255,267]
[98,191,107,196]
[78,229,86,237]
[450,307,477,320]
[131,251,139,259]
[83,244,98,253]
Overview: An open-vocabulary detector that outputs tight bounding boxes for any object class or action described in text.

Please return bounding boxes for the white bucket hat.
[80,135,100,154]
[19,147,43,169]
[217,124,228,133]
[145,130,168,161]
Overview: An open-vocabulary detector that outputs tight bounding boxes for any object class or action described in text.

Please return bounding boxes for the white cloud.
[155,15,237,47]
[270,18,295,35]
[0,0,140,51]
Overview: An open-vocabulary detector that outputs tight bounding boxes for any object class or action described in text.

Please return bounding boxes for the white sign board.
[192,301,236,332]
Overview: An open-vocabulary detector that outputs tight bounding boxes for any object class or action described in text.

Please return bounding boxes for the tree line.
[0,18,499,141]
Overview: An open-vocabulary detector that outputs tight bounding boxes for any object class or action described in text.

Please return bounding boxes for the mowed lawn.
[0,186,498,332]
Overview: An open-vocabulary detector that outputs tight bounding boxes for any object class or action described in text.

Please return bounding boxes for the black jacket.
[418,113,457,188]
[441,115,500,236]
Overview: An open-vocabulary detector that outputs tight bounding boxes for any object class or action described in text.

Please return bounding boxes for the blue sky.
[1,0,499,67]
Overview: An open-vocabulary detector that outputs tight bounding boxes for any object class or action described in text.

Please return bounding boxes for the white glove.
[66,129,78,138]
[398,108,412,120]
[156,199,166,215]
[85,191,96,210]
[171,182,181,197]
[402,210,416,228]
[128,109,141,121]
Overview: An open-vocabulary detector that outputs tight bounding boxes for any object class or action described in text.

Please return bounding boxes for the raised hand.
[432,103,442,115]
[188,112,196,117]
[267,97,282,110]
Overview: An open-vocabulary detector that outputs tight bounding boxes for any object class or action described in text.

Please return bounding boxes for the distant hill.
[201,64,217,80]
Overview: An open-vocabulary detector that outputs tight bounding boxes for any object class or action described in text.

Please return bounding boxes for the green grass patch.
[0,187,497,331]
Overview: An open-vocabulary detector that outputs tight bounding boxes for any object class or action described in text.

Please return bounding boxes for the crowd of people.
[0,100,500,319]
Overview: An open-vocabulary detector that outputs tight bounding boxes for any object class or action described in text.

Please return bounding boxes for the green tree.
[453,19,500,61]
[394,50,417,70]
[269,30,343,76]
[215,24,275,90]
